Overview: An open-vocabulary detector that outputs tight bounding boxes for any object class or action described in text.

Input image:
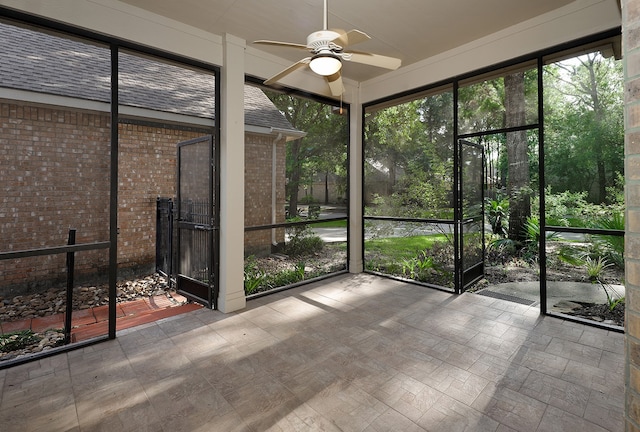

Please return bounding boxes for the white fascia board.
[245,124,307,141]
[0,0,223,66]
[0,88,110,113]
[118,106,215,127]
[360,0,621,103]
[1,88,217,127]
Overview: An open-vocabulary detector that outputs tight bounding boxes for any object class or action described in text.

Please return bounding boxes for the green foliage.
[542,188,590,227]
[365,235,455,287]
[264,90,348,215]
[486,196,509,236]
[0,330,41,352]
[312,219,347,228]
[557,245,588,266]
[488,216,559,263]
[401,252,437,279]
[308,204,321,219]
[244,259,307,295]
[598,280,625,312]
[364,93,454,219]
[522,217,559,261]
[244,255,267,295]
[284,224,324,257]
[543,54,623,204]
[365,234,450,261]
[584,256,612,281]
[590,211,625,269]
[267,262,306,288]
[606,172,625,207]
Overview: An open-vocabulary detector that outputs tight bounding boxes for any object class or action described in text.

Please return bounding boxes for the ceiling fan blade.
[331,29,370,47]
[264,57,311,85]
[344,52,401,70]
[253,40,309,50]
[325,72,344,96]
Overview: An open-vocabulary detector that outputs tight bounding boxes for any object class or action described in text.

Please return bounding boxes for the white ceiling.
[120,0,580,83]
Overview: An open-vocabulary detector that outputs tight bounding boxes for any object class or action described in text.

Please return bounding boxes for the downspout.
[272,133,283,246]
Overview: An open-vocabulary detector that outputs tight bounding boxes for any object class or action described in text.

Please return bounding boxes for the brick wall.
[0,100,205,294]
[0,100,111,294]
[626,1,640,430]
[117,122,203,275]
[244,133,286,256]
[0,99,286,295]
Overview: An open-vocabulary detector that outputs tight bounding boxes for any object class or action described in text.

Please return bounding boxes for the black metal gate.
[457,139,485,291]
[176,136,218,308]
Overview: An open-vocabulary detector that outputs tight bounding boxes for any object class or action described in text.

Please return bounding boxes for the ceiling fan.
[253,0,401,96]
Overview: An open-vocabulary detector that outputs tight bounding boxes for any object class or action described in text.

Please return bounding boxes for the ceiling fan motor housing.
[307,30,342,52]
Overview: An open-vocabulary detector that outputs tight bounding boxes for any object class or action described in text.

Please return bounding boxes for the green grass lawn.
[365,234,449,261]
[312,219,348,228]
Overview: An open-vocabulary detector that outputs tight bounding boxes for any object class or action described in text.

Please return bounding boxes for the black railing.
[0,230,110,357]
[156,197,174,277]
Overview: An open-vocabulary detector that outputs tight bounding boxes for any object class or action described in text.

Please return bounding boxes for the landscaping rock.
[0,273,172,322]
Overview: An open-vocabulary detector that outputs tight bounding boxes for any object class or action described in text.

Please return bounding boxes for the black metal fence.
[156,197,174,278]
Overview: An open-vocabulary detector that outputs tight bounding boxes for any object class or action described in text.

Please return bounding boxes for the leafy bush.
[584,256,612,281]
[590,211,624,269]
[486,197,509,236]
[539,187,625,227]
[488,216,559,263]
[244,255,267,295]
[285,230,323,257]
[308,204,321,219]
[265,262,306,287]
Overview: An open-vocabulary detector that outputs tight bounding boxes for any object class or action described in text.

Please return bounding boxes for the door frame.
[176,135,219,308]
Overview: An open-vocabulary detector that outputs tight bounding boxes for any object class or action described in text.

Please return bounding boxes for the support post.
[64,229,76,344]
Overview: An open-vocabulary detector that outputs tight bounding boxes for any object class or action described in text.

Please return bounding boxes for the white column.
[218,33,246,312]
[348,90,364,273]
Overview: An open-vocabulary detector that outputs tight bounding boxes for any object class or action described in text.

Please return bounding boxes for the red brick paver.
[1,294,203,342]
[31,314,65,332]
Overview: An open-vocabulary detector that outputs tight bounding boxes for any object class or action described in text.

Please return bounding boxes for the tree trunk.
[504,72,530,242]
[324,172,329,204]
[585,56,607,203]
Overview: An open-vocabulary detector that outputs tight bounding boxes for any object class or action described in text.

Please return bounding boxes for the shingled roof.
[0,22,299,133]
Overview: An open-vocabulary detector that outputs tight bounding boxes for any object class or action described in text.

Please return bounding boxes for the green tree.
[265,91,347,215]
[544,53,623,203]
[364,93,454,218]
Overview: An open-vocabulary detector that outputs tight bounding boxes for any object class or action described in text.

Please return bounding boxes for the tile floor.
[0,274,625,431]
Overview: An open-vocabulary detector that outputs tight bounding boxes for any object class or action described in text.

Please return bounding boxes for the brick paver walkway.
[0,293,202,342]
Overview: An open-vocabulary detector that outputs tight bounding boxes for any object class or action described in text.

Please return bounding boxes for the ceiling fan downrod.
[323,0,328,31]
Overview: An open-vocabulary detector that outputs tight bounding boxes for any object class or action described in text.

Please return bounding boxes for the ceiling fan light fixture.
[309,53,342,76]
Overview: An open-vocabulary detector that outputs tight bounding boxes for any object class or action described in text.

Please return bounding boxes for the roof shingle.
[0,22,299,133]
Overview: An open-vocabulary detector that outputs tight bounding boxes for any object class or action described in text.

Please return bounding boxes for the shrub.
[244,255,267,294]
[590,211,624,269]
[285,231,323,257]
[299,195,316,204]
[584,256,612,281]
[486,197,509,237]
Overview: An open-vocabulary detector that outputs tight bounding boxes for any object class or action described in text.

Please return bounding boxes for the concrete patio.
[0,274,624,431]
